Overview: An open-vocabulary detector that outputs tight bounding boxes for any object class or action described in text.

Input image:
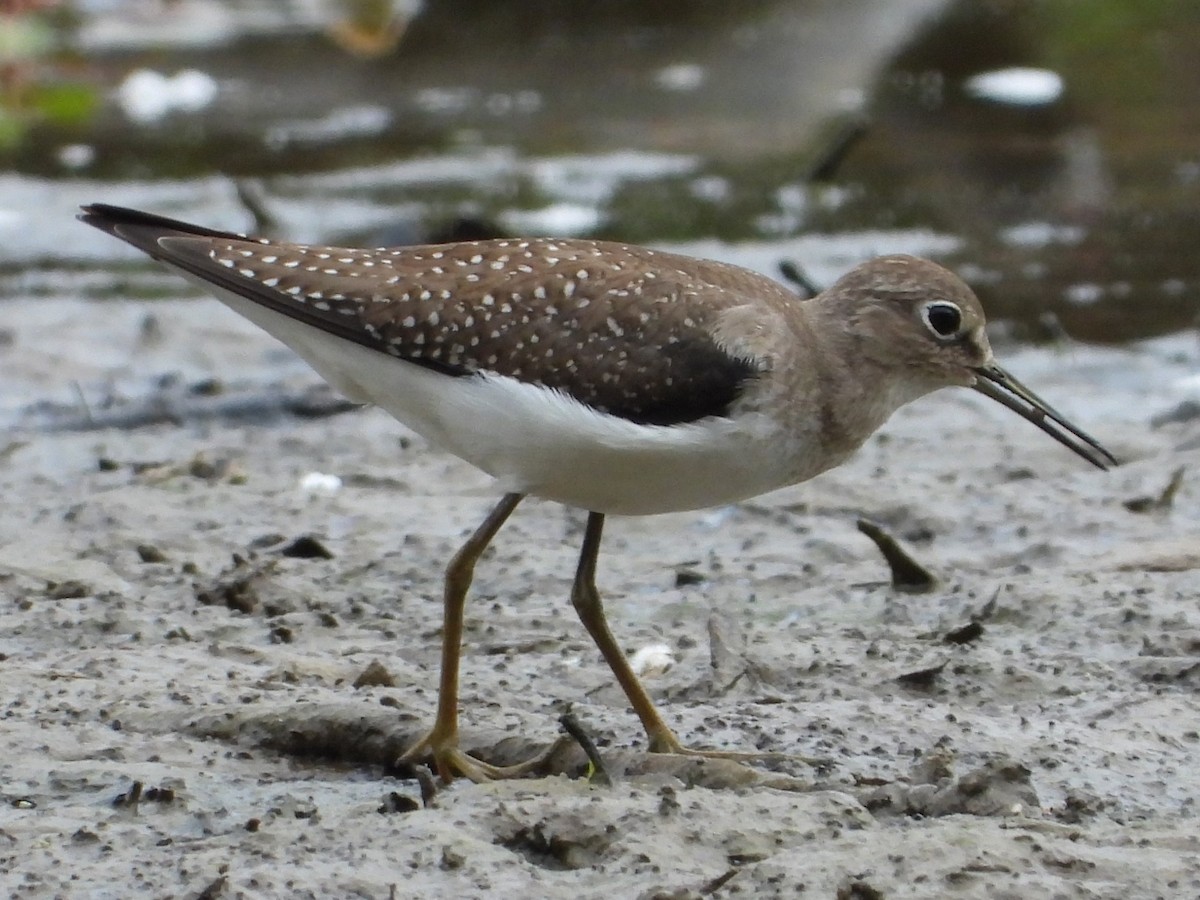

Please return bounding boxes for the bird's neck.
[792,300,929,466]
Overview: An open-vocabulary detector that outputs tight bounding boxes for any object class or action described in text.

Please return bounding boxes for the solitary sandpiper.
[80,203,1116,782]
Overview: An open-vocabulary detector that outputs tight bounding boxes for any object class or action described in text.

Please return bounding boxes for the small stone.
[354,659,396,688]
[137,544,168,563]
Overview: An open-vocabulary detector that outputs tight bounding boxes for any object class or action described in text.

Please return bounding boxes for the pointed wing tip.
[77,203,117,232]
[78,204,247,246]
[78,202,137,224]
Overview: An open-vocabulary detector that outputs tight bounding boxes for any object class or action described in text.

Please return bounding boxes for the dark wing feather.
[80,204,766,425]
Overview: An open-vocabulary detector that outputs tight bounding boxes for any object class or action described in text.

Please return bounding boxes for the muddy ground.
[2,291,1199,898]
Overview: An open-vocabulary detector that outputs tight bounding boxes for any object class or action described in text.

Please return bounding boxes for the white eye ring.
[921,301,963,339]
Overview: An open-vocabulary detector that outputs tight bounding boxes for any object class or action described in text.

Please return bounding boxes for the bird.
[80,203,1116,782]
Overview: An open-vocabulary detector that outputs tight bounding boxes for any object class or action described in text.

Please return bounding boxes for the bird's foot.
[397,729,563,784]
[648,731,824,768]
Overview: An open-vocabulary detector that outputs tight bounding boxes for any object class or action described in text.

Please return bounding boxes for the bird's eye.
[922,301,963,339]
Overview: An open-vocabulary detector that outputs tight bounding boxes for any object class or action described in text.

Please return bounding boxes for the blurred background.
[3,0,1199,351]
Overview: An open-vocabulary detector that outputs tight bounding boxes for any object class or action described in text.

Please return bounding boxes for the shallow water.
[2,0,1198,342]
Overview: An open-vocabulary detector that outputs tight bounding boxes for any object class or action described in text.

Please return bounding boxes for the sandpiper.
[80,203,1116,782]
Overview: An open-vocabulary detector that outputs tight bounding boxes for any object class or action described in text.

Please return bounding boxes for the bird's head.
[821,255,1115,470]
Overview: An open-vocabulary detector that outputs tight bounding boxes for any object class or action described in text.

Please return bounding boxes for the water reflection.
[845,0,1200,341]
[1,0,1197,342]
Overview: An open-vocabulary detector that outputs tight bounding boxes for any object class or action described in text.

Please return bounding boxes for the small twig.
[805,114,869,182]
[707,613,737,685]
[778,259,821,299]
[415,766,439,808]
[1123,465,1185,514]
[194,875,227,900]
[979,585,1001,620]
[113,780,143,812]
[38,382,358,433]
[856,519,937,593]
[717,669,748,696]
[71,381,94,427]
[233,179,279,236]
[699,867,740,895]
[559,713,612,786]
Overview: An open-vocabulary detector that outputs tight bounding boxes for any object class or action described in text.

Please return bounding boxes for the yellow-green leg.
[398,493,556,782]
[570,511,796,764]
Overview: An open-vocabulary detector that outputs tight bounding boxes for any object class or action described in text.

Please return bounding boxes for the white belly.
[198,281,804,515]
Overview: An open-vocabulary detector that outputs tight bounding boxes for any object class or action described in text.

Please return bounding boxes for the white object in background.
[500,203,603,237]
[964,67,1064,107]
[655,63,706,92]
[117,69,218,124]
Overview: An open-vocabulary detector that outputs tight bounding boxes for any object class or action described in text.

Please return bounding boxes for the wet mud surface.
[2,295,1200,897]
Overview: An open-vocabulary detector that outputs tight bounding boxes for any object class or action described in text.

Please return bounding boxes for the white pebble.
[629,643,675,678]
[299,472,342,496]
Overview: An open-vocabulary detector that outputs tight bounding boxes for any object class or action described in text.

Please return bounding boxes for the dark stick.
[559,713,613,786]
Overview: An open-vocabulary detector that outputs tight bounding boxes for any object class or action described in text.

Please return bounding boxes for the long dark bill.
[972,365,1117,470]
